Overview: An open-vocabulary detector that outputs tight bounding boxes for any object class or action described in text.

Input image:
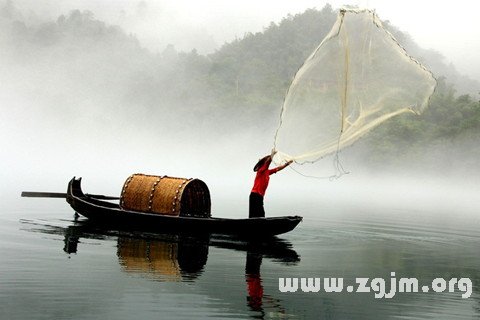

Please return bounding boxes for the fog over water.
[1,0,479,222]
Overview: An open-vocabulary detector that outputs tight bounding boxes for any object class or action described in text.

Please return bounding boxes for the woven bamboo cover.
[120,173,211,217]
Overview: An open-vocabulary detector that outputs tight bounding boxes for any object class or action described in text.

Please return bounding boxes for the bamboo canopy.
[120,174,211,218]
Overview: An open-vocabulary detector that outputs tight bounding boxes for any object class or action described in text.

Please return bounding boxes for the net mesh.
[273,9,436,167]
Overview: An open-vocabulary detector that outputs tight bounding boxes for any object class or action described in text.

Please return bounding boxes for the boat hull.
[66,178,302,237]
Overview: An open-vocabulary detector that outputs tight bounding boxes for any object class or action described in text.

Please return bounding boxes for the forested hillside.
[1,2,478,173]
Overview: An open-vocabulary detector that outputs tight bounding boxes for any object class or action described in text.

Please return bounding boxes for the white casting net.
[273,9,436,168]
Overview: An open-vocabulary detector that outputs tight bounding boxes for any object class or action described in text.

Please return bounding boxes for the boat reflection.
[21,216,300,318]
[117,236,209,281]
[58,219,211,281]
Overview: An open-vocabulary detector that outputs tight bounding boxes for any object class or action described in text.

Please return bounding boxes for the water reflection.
[17,213,480,319]
[245,251,263,311]
[40,220,213,281]
[63,225,79,254]
[21,215,300,318]
[117,236,209,281]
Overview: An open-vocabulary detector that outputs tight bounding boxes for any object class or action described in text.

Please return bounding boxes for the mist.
[7,0,480,80]
[1,1,479,221]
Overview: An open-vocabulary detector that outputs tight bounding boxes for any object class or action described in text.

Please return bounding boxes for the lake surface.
[1,197,479,319]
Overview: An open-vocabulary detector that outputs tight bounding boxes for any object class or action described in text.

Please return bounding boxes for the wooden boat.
[66,177,302,237]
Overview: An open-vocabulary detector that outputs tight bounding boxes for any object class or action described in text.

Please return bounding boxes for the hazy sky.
[10,0,480,80]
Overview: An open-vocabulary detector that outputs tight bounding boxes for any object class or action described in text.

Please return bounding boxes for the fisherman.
[249,151,293,218]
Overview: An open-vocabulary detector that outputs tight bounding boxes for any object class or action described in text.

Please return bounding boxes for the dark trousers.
[249,192,265,218]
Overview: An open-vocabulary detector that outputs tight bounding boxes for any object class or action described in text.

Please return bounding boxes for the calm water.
[1,198,479,319]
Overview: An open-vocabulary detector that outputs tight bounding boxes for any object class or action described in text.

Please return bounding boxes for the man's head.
[254,155,272,172]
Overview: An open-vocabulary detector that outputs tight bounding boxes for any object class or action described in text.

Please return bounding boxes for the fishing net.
[273,9,436,171]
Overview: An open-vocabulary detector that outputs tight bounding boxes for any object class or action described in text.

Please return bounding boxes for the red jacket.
[251,162,279,196]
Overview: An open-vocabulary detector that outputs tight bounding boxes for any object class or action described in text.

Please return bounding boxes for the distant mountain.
[207,5,478,106]
[1,2,478,138]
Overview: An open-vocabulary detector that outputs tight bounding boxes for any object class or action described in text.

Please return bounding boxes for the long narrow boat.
[66,177,302,237]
